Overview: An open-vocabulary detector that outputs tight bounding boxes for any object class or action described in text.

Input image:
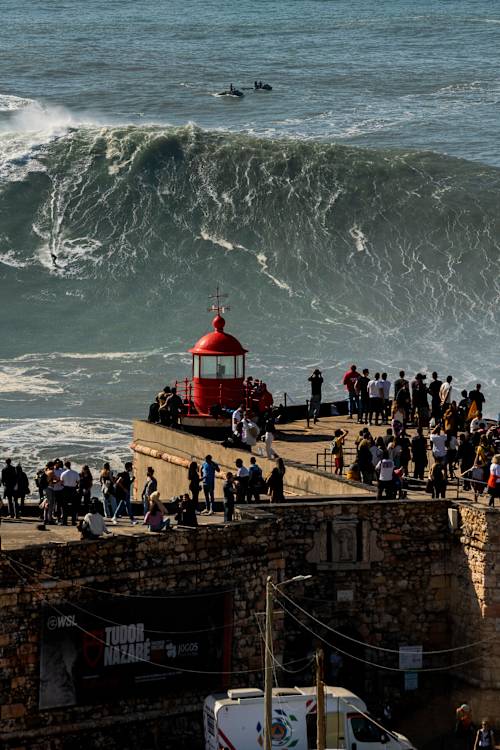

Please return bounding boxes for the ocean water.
[1,0,499,477]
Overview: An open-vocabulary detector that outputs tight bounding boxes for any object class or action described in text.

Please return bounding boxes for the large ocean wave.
[0,115,499,416]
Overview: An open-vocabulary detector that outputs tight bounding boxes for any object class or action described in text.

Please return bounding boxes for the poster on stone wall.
[39,591,232,709]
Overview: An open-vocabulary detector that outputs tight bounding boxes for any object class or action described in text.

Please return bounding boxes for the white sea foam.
[0,94,34,112]
[0,367,64,395]
[0,417,132,480]
[0,250,29,268]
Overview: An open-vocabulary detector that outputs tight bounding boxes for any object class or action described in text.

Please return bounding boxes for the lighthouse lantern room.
[189,289,248,416]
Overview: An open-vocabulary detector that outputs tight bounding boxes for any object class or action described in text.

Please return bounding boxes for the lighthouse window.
[235,355,244,378]
[200,357,217,378]
[216,356,235,379]
[193,356,200,378]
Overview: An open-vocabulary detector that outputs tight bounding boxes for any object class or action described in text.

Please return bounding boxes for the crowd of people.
[321,366,500,504]
[1,448,289,533]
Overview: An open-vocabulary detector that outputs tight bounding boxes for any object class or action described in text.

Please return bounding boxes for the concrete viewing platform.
[1,413,491,552]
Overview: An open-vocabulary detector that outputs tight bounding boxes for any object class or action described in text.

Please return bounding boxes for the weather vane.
[208,285,230,315]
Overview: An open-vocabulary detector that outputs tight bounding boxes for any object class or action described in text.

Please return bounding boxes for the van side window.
[350,715,386,742]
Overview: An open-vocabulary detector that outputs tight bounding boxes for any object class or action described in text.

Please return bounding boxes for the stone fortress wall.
[2,493,499,749]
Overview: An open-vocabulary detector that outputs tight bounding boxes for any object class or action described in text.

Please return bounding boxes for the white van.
[204,686,416,750]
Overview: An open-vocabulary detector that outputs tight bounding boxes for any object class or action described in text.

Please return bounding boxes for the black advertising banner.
[39,592,232,709]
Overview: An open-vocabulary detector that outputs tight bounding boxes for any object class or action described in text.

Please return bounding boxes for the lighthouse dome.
[189,315,248,356]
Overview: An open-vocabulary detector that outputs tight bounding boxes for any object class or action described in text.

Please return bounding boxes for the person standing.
[2,458,19,518]
[14,464,30,517]
[308,369,324,424]
[112,462,138,525]
[201,455,219,515]
[355,368,370,424]
[141,466,158,515]
[473,719,495,750]
[411,427,428,480]
[165,387,183,428]
[429,461,448,499]
[457,434,475,491]
[234,458,249,503]
[43,462,56,525]
[331,428,348,475]
[263,415,278,459]
[439,375,453,414]
[266,466,284,503]
[188,461,201,509]
[79,465,93,514]
[60,460,80,526]
[428,371,443,422]
[342,364,360,420]
[381,373,391,424]
[375,453,395,499]
[248,456,263,503]
[430,426,448,465]
[487,456,500,508]
[100,462,116,518]
[52,459,65,522]
[223,472,235,522]
[367,372,383,426]
[468,384,485,417]
[394,370,409,401]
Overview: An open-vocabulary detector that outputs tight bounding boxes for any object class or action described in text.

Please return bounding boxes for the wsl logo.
[47,614,76,630]
[256,710,299,748]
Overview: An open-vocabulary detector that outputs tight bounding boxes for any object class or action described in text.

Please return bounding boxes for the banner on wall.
[39,591,232,709]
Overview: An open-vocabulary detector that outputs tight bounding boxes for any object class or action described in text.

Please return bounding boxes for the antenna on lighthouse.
[208,285,230,315]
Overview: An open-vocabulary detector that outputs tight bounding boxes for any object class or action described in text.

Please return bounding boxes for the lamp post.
[264,574,312,750]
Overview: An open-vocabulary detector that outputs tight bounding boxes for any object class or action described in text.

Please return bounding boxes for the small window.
[216,356,235,379]
[193,355,200,378]
[235,355,244,379]
[350,715,386,743]
[200,357,217,378]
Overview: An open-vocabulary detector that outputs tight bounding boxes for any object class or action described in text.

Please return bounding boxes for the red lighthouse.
[189,289,247,416]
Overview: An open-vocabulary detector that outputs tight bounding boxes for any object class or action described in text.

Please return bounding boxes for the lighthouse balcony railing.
[173,378,267,418]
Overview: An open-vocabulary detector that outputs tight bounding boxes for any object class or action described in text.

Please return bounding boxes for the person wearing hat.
[308,369,324,424]
[411,373,429,428]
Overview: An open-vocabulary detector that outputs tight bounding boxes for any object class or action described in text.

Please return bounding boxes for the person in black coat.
[14,464,30,516]
[2,458,19,518]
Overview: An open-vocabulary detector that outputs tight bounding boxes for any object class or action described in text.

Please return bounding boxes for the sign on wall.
[398,645,422,671]
[39,591,232,709]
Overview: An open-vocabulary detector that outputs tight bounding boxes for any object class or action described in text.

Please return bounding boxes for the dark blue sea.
[1,0,499,471]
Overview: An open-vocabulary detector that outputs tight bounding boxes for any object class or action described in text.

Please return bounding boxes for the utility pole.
[316,648,326,750]
[264,576,273,750]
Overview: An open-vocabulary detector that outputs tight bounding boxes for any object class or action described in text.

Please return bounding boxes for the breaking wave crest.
[0,118,499,410]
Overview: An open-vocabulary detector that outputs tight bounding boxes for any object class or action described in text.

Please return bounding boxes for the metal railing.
[314,448,491,501]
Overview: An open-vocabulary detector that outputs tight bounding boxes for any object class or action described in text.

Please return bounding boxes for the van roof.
[208,685,366,710]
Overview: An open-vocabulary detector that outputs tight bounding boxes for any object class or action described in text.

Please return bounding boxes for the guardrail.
[314,448,491,501]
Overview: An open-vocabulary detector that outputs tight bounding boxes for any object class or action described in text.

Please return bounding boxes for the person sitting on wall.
[148,396,160,423]
[79,499,112,540]
[144,491,170,532]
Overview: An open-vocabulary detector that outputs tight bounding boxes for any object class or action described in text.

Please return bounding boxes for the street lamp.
[264,574,313,750]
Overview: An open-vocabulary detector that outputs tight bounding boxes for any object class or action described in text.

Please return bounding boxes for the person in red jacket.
[343,364,360,419]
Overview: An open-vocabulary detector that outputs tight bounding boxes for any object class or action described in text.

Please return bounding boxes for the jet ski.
[254,82,272,91]
[218,88,244,98]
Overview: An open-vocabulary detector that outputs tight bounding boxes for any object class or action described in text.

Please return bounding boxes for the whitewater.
[1,0,499,476]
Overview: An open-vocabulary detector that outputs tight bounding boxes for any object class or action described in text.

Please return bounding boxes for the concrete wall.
[132,420,373,501]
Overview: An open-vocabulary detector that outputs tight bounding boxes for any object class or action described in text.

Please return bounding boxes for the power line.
[277,598,483,674]
[3,553,236,600]
[7,560,309,678]
[274,584,497,655]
